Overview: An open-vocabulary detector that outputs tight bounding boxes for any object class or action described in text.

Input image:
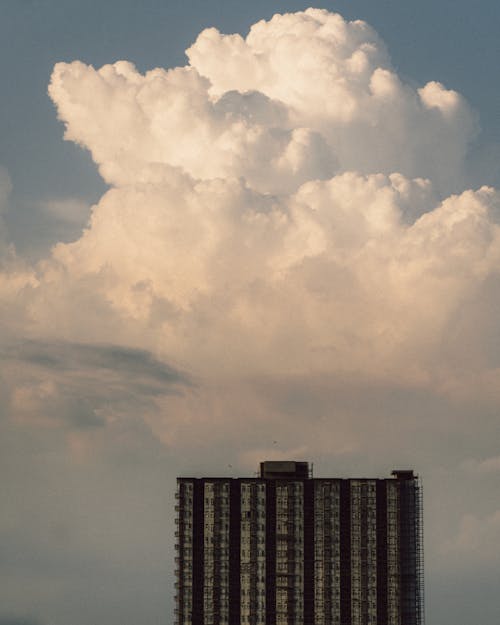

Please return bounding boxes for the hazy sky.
[1,2,500,624]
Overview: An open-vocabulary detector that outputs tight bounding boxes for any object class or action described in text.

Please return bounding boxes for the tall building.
[175,461,424,625]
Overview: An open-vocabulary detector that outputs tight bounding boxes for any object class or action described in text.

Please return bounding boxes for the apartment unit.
[175,461,424,625]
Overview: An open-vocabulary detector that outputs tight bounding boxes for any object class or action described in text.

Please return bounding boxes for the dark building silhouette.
[175,461,424,625]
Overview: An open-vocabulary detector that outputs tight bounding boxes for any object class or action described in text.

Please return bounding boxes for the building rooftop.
[259,460,309,479]
[178,462,417,481]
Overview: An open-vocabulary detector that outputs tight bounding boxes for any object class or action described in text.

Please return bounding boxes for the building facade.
[175,461,424,625]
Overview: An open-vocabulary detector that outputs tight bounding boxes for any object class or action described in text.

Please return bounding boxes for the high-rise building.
[175,461,424,625]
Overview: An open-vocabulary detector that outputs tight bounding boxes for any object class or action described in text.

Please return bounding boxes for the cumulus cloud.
[2,9,500,624]
[39,8,500,529]
[0,8,497,446]
[12,171,500,387]
[6,0,500,529]
[0,9,496,395]
[48,9,476,197]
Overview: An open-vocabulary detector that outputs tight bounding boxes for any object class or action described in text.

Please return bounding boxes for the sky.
[1,1,500,624]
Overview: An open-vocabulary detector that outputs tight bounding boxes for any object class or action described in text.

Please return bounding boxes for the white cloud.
[3,10,500,624]
[18,171,500,386]
[48,9,476,198]
[186,9,476,194]
[0,10,484,392]
[0,8,498,474]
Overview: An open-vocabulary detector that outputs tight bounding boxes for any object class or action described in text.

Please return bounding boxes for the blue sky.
[1,2,500,625]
